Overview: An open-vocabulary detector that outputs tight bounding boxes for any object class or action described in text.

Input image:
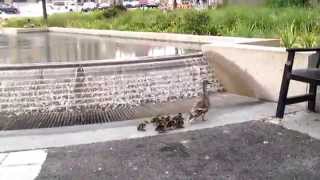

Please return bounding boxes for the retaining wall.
[203,43,317,105]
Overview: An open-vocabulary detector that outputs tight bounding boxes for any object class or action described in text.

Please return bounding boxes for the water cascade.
[0,53,223,130]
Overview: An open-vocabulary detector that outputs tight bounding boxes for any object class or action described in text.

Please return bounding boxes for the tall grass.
[4,6,320,47]
[280,22,297,48]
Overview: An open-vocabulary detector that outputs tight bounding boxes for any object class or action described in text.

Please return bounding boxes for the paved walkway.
[36,121,320,180]
[0,150,47,180]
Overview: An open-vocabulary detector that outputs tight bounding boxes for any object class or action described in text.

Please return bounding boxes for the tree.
[41,0,48,24]
[173,0,177,8]
[112,0,124,6]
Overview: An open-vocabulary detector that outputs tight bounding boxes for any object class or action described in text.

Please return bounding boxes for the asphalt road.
[36,121,320,180]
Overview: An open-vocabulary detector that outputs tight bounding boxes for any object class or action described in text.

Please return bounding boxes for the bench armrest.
[287,48,320,52]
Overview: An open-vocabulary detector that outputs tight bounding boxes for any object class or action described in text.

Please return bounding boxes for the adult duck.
[189,80,211,122]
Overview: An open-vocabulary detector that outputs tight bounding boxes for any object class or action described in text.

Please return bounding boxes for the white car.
[123,0,140,8]
[0,10,18,20]
[67,2,81,12]
[81,2,97,12]
[98,2,110,9]
[47,1,80,14]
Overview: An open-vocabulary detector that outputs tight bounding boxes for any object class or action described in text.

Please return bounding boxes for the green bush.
[4,6,320,42]
[266,0,311,7]
[280,22,298,48]
[299,32,318,48]
[4,17,43,27]
[179,10,210,34]
[102,5,126,19]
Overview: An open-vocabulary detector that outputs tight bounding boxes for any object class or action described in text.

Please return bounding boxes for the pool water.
[0,32,198,64]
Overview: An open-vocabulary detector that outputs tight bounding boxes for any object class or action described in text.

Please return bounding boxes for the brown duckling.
[137,122,146,131]
[164,115,170,122]
[155,118,166,133]
[151,115,161,125]
[172,113,184,128]
[166,119,176,129]
[189,80,211,122]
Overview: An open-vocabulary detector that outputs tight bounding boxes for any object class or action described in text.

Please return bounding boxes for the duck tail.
[188,112,194,120]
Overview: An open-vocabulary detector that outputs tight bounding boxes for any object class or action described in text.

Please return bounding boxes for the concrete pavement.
[0,150,47,180]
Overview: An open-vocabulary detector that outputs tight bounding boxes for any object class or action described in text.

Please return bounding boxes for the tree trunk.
[173,0,177,9]
[113,0,123,6]
[41,0,48,24]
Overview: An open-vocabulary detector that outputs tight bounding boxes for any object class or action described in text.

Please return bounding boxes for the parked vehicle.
[139,0,159,7]
[0,3,19,14]
[47,1,81,14]
[123,0,140,8]
[0,10,18,19]
[97,2,111,9]
[81,2,97,12]
[66,2,81,12]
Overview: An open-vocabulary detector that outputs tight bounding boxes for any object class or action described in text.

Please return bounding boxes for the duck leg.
[201,113,207,121]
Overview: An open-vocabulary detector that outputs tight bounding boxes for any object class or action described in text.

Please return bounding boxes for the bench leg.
[276,51,295,118]
[276,77,291,118]
[308,83,317,112]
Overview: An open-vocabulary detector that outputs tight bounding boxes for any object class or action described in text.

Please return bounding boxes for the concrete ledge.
[0,27,276,45]
[203,43,317,102]
[48,27,275,45]
[0,27,48,35]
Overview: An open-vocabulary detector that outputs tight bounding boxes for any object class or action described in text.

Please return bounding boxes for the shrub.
[4,17,44,27]
[266,0,311,7]
[179,10,210,34]
[102,5,126,18]
[4,6,320,42]
[299,32,318,48]
[280,22,298,48]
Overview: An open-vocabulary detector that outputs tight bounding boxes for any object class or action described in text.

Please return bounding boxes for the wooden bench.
[276,48,320,118]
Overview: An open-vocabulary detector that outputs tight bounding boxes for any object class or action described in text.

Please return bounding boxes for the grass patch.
[4,6,320,47]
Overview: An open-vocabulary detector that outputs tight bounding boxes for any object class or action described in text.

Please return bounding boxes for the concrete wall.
[203,43,317,102]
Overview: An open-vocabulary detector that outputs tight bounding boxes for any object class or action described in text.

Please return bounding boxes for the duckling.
[151,115,161,125]
[166,115,176,130]
[189,80,212,122]
[137,122,146,131]
[164,115,171,123]
[155,118,166,133]
[172,113,184,128]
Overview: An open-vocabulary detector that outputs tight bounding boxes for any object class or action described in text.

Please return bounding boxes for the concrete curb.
[48,27,276,44]
[0,27,48,35]
[0,27,276,45]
